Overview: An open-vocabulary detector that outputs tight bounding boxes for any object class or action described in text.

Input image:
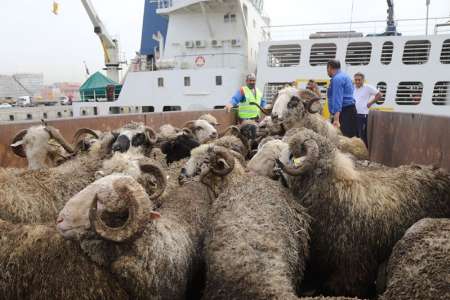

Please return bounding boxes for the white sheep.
[271,86,368,160]
[10,124,76,169]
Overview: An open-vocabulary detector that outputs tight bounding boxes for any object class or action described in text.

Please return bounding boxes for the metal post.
[426,0,430,35]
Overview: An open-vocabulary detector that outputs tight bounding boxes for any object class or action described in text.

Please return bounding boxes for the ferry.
[73,0,450,119]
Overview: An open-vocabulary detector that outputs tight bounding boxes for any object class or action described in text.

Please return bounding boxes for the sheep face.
[248,140,288,178]
[111,123,157,154]
[179,145,235,182]
[161,133,200,164]
[271,87,321,126]
[10,125,74,169]
[57,174,159,243]
[184,120,218,143]
[57,174,126,240]
[179,144,213,178]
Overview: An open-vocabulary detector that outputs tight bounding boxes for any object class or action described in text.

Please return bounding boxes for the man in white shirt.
[353,72,382,147]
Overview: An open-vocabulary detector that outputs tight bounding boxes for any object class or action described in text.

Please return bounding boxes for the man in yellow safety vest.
[225,73,267,123]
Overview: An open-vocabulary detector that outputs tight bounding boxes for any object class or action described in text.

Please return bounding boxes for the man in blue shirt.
[326,60,357,138]
[225,73,267,123]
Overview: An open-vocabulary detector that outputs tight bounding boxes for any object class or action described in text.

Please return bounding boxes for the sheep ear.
[150,211,161,220]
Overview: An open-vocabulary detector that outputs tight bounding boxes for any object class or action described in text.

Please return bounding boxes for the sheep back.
[300,164,450,297]
[0,220,128,300]
[380,218,450,300]
[203,175,310,300]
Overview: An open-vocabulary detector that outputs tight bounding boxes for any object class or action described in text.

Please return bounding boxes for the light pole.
[426,0,430,35]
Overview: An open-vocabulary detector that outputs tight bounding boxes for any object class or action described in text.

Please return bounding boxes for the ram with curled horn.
[57,159,214,299]
[276,128,450,298]
[270,86,369,160]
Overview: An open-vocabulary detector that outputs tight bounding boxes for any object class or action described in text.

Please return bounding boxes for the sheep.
[248,139,289,178]
[179,145,311,300]
[160,129,200,164]
[380,218,450,300]
[10,124,76,169]
[183,119,218,143]
[0,132,130,224]
[276,128,450,297]
[271,86,368,160]
[110,121,158,156]
[0,219,129,299]
[159,118,219,165]
[58,167,211,299]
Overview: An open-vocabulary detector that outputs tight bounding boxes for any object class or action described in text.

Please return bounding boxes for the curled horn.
[210,147,235,177]
[89,177,152,242]
[144,127,158,144]
[44,126,75,154]
[182,120,197,132]
[138,160,167,200]
[73,128,99,153]
[275,139,319,176]
[306,96,322,114]
[73,128,99,144]
[250,102,271,115]
[10,129,28,157]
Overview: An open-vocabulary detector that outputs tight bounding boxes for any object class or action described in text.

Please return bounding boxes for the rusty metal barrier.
[368,111,450,171]
[0,110,235,168]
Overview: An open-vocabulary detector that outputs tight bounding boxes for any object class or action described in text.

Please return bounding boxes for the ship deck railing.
[263,17,450,41]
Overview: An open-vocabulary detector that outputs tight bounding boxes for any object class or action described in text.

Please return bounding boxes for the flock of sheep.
[1,86,449,300]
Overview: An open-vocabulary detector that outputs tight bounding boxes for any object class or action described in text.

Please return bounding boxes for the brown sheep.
[380,218,450,300]
[277,128,450,298]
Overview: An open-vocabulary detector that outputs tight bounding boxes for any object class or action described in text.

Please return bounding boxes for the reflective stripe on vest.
[239,86,262,119]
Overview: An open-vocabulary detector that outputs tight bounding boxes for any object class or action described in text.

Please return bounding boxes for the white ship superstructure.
[72,0,270,117]
[257,32,450,117]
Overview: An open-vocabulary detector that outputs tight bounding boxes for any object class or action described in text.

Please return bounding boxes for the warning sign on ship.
[195,56,206,67]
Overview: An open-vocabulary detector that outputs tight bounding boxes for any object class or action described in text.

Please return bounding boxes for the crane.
[385,0,400,36]
[80,0,122,82]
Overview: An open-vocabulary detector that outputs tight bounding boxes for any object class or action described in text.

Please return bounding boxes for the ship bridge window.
[345,42,372,66]
[310,43,337,66]
[216,76,223,86]
[224,13,236,23]
[263,82,291,103]
[267,44,301,67]
[402,40,431,65]
[184,76,191,87]
[158,77,164,87]
[395,82,423,105]
[432,81,450,106]
[440,39,450,64]
[381,41,394,65]
[163,106,181,112]
[376,82,387,104]
[142,106,155,113]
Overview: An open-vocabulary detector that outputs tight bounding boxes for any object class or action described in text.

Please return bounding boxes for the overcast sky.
[0,0,449,84]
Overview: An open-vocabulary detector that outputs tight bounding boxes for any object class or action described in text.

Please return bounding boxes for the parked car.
[0,103,13,109]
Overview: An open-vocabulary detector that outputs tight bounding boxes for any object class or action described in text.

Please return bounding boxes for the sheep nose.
[272,114,278,120]
[56,216,63,224]
[211,132,218,139]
